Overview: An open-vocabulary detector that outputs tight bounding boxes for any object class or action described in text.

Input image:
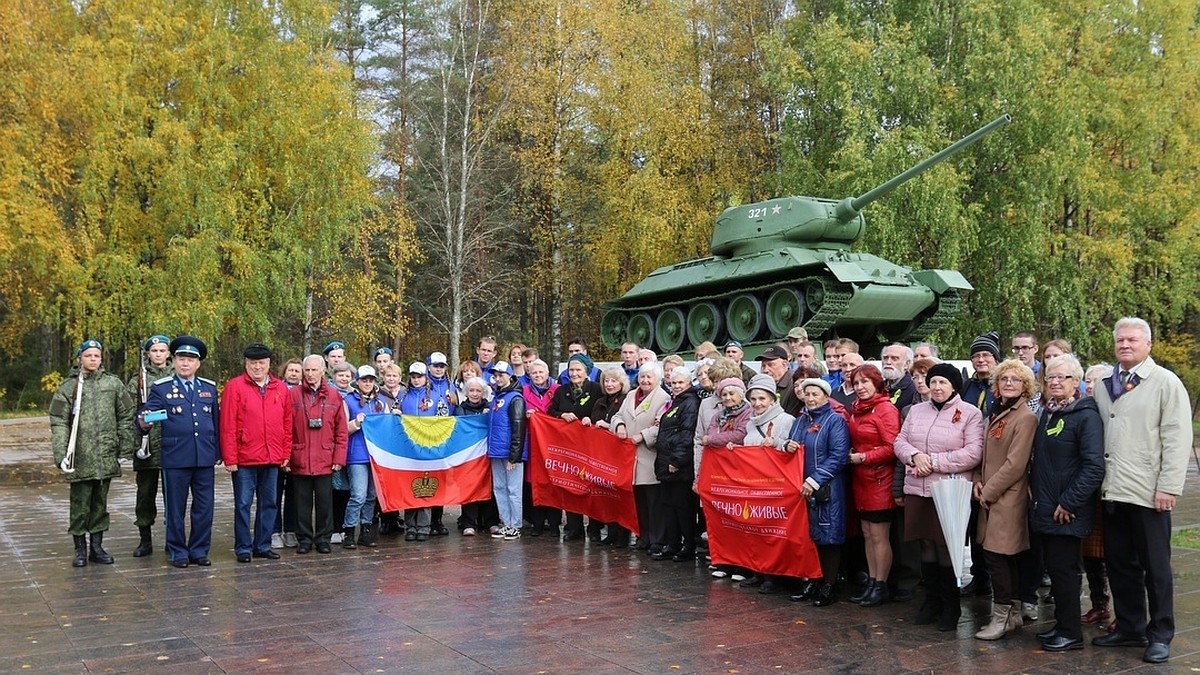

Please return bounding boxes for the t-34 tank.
[599,115,1011,354]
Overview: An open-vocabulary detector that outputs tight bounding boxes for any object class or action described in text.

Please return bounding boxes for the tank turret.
[600,115,1011,355]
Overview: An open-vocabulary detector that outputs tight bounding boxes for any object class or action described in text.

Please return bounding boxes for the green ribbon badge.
[1046,418,1065,437]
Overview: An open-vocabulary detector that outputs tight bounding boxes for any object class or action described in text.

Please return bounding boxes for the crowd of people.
[47,320,1190,664]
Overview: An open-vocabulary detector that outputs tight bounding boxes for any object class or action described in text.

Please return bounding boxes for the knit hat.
[799,378,831,396]
[969,331,1001,361]
[927,362,963,392]
[568,353,594,374]
[746,373,777,399]
[717,377,745,394]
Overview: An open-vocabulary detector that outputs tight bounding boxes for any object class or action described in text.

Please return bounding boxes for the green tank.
[600,115,1011,354]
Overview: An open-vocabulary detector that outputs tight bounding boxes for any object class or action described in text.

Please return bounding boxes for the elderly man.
[880,343,916,410]
[913,342,939,361]
[139,336,219,568]
[756,344,799,413]
[220,343,293,563]
[724,340,756,383]
[127,335,172,557]
[288,355,348,554]
[1092,318,1191,664]
[961,331,1000,413]
[50,340,137,567]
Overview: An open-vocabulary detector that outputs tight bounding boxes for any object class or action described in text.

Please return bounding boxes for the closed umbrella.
[931,474,973,587]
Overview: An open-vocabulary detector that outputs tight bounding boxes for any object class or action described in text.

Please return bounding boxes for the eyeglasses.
[1044,374,1075,382]
[1011,345,1036,352]
[997,376,1022,385]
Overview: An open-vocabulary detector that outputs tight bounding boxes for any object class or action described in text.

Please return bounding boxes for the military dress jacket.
[142,376,220,469]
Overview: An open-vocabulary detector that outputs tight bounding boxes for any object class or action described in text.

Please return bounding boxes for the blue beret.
[374,347,393,357]
[142,335,170,351]
[76,339,103,357]
[323,341,345,355]
[169,335,207,360]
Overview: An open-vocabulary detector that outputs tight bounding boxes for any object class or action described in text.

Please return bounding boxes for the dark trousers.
[818,545,842,585]
[634,483,664,547]
[273,470,297,534]
[459,498,498,530]
[983,549,1020,605]
[1083,555,1110,609]
[134,468,161,528]
[292,473,333,545]
[162,467,214,562]
[564,511,585,538]
[659,481,696,552]
[1104,501,1175,643]
[1016,530,1044,603]
[67,479,111,535]
[431,505,444,530]
[1043,534,1084,640]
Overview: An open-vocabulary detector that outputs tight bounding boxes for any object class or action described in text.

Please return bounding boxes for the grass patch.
[1172,528,1200,549]
[0,411,44,420]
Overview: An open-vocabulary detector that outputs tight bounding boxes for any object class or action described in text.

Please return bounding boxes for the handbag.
[810,481,831,503]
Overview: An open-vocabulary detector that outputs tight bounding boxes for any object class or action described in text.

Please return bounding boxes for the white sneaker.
[730,573,747,582]
[271,533,284,549]
[491,528,506,539]
[282,532,298,548]
[1022,602,1039,621]
[463,527,476,537]
[489,525,502,535]
[331,532,343,544]
[504,527,521,540]
[711,569,728,579]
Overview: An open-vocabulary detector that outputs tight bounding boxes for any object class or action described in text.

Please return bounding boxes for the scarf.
[990,396,1021,422]
[717,400,749,429]
[1044,392,1078,413]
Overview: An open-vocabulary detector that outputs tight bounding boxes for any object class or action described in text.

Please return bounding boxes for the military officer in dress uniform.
[127,335,172,557]
[139,336,220,568]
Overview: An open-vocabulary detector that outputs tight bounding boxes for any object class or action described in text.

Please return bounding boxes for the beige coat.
[612,386,671,485]
[973,400,1036,555]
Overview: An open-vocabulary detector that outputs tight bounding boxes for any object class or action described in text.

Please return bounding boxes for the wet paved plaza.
[2,420,1198,673]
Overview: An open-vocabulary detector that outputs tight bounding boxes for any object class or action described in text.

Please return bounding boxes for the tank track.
[798,278,853,337]
[901,291,961,342]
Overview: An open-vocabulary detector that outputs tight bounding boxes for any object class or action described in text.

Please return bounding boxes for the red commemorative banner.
[528,413,640,535]
[698,445,823,579]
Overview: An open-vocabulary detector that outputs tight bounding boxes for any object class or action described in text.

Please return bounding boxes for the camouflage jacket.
[49,367,137,482]
[127,363,172,469]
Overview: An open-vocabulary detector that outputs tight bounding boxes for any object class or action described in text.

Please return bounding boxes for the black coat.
[549,380,602,419]
[1029,396,1105,538]
[654,389,701,482]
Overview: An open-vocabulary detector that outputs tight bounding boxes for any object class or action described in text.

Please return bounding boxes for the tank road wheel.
[805,279,827,311]
[765,287,806,338]
[686,301,724,347]
[654,307,686,354]
[626,312,655,350]
[600,311,629,350]
[725,294,764,344]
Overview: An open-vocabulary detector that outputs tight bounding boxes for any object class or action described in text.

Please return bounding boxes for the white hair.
[638,362,663,382]
[1044,354,1084,381]
[669,367,694,383]
[303,354,326,368]
[1113,317,1152,342]
[464,376,491,397]
[1085,362,1114,381]
[528,359,549,373]
[883,343,914,363]
[639,348,657,362]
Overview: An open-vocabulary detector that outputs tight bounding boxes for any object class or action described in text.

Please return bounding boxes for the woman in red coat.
[847,364,901,607]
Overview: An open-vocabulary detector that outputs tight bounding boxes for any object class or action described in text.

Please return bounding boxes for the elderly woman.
[847,364,901,608]
[787,378,850,606]
[651,368,702,561]
[691,357,741,577]
[894,363,984,632]
[741,374,797,593]
[377,364,406,413]
[1030,355,1105,651]
[972,359,1038,640]
[455,376,497,537]
[614,362,671,551]
[1079,363,1115,630]
[592,366,632,546]
[702,378,758,587]
[549,353,605,542]
[521,358,560,537]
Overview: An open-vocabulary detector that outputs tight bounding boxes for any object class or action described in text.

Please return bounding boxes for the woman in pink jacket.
[893,362,984,632]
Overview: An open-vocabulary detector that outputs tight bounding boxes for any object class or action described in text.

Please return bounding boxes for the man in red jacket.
[220,343,293,563]
[288,355,348,554]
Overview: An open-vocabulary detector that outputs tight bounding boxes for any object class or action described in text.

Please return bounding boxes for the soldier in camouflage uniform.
[127,335,172,557]
[49,340,138,567]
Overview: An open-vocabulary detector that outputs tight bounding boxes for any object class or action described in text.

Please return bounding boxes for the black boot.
[72,535,88,568]
[358,524,377,548]
[813,582,838,607]
[850,578,875,603]
[88,532,114,564]
[859,579,890,607]
[790,579,817,602]
[342,527,357,549]
[132,526,153,557]
[937,565,962,632]
[914,563,943,625]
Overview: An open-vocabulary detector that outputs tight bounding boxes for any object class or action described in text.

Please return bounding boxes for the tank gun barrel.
[834,114,1011,223]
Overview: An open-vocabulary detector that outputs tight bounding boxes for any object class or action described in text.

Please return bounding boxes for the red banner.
[528,413,639,535]
[698,445,822,579]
